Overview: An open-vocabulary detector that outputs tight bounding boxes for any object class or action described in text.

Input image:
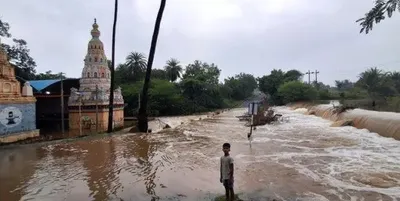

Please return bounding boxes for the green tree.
[224,73,257,100]
[278,81,318,104]
[138,0,166,132]
[357,0,399,34]
[284,69,303,82]
[1,19,37,80]
[35,70,66,80]
[148,79,185,115]
[108,0,118,133]
[183,60,221,85]
[335,79,354,91]
[151,68,168,80]
[125,52,147,81]
[164,58,182,82]
[258,69,285,104]
[356,67,397,99]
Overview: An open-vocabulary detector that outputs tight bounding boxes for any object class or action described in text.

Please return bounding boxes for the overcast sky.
[1,0,400,85]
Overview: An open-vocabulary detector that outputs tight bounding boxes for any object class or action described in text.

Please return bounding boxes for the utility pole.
[79,95,82,136]
[305,70,314,84]
[95,85,99,134]
[314,70,320,83]
[60,73,65,134]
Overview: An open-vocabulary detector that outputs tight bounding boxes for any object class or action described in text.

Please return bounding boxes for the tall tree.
[357,0,399,34]
[125,52,147,81]
[164,58,182,82]
[108,0,118,133]
[137,0,166,132]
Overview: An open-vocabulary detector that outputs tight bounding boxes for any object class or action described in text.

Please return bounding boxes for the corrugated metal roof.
[28,79,61,91]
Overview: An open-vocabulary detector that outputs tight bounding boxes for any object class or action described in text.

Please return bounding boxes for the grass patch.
[214,194,243,201]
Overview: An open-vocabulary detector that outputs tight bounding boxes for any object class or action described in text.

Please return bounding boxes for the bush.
[278,81,318,104]
[344,87,369,99]
[318,89,338,100]
[387,96,400,112]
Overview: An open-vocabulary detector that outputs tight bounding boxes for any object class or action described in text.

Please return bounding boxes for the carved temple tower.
[68,19,124,132]
[0,38,39,143]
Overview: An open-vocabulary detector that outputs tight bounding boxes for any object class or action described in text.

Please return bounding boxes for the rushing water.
[1,107,400,201]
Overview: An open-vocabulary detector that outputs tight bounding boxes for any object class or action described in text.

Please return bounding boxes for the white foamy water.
[148,114,210,133]
[237,107,400,200]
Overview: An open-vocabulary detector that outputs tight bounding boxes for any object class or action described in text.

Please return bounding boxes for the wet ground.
[0,107,400,201]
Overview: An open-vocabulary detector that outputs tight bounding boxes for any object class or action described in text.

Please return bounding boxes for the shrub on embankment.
[289,102,400,140]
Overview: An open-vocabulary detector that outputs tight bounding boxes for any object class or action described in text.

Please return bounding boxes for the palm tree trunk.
[137,0,166,132]
[108,0,118,133]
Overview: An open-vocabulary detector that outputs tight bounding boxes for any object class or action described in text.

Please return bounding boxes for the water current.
[0,107,399,201]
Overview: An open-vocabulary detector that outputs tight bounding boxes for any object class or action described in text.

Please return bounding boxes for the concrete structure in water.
[0,38,39,143]
[68,19,124,132]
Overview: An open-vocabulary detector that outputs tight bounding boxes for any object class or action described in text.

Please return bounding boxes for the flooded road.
[1,107,400,201]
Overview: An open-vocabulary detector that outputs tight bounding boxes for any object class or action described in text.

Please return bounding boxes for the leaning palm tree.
[357,0,399,34]
[108,0,118,133]
[125,52,147,81]
[164,58,182,82]
[137,0,166,132]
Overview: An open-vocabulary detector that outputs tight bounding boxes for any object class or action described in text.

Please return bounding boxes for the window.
[94,72,97,78]
[95,57,98,62]
[101,73,105,78]
[89,58,92,62]
[87,72,90,77]
[100,58,103,62]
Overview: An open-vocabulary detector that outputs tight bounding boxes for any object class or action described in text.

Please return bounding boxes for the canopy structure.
[28,79,80,95]
[27,79,80,133]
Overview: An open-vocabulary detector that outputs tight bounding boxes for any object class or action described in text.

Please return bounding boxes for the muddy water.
[1,107,400,201]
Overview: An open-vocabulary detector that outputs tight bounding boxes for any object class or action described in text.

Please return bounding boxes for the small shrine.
[68,19,124,132]
[0,38,39,143]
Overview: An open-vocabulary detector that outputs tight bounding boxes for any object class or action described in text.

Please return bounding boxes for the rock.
[163,124,171,129]
[331,119,353,127]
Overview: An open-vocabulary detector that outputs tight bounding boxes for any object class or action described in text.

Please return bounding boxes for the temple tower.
[0,38,39,143]
[68,19,124,133]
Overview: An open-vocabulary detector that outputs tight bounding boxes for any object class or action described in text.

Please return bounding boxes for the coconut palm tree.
[125,52,147,81]
[108,0,118,133]
[357,67,396,99]
[357,0,399,34]
[137,0,166,132]
[164,58,182,82]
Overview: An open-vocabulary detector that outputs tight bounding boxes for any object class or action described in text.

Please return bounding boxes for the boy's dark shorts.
[223,179,234,188]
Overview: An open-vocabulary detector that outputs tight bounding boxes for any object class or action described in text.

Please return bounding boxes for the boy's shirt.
[220,155,234,180]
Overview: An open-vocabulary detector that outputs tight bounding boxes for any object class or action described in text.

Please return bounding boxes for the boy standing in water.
[220,143,235,201]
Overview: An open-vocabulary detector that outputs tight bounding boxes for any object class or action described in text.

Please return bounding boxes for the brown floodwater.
[1,107,400,201]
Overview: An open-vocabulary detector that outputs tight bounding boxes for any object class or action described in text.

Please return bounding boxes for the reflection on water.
[1,108,400,201]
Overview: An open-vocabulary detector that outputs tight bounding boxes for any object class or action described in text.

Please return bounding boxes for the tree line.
[114,52,258,117]
[257,67,400,112]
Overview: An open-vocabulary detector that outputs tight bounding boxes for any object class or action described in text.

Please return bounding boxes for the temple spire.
[91,18,100,38]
